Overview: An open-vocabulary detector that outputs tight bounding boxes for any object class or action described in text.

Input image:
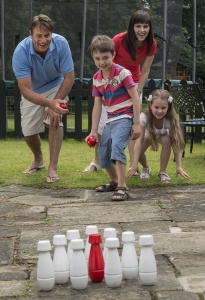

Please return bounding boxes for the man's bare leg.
[23,134,44,173]
[47,126,63,180]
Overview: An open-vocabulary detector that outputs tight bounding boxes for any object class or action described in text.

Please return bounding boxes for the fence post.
[14,81,23,137]
[74,79,83,141]
[87,79,94,133]
[148,78,156,95]
[0,79,7,138]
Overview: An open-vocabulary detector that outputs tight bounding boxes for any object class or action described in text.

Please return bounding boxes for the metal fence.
[0,78,204,141]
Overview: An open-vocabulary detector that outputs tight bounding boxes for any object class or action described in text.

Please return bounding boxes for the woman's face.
[133,23,150,41]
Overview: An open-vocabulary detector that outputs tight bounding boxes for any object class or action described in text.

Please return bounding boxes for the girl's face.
[134,23,150,42]
[150,98,169,119]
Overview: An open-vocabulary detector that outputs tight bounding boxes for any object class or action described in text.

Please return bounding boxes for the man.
[12,14,74,183]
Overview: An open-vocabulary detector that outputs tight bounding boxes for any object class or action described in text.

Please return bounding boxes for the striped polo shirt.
[92,63,136,122]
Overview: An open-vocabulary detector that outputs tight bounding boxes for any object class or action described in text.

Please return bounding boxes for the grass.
[0,138,204,190]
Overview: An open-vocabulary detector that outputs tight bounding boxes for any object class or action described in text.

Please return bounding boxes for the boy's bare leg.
[105,165,118,183]
[115,161,127,188]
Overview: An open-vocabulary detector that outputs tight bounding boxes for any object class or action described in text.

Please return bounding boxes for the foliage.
[0,0,204,83]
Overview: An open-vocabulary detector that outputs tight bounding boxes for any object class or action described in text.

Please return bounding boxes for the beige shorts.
[20,85,68,136]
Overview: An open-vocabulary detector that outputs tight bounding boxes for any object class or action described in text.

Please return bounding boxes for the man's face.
[30,26,52,54]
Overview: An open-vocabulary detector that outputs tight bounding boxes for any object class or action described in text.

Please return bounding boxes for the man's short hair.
[30,14,54,34]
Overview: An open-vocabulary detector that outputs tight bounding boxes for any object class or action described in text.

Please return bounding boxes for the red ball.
[86,136,97,147]
[59,103,68,109]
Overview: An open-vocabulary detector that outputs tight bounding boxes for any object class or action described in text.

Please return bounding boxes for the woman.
[113,10,157,175]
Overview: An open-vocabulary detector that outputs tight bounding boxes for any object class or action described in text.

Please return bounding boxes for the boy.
[87,35,141,200]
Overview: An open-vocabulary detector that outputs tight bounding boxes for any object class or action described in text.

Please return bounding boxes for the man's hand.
[45,108,62,129]
[49,99,69,115]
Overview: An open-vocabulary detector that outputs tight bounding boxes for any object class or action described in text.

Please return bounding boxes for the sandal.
[158,172,171,183]
[140,167,151,179]
[82,162,101,173]
[96,181,117,192]
[112,187,130,201]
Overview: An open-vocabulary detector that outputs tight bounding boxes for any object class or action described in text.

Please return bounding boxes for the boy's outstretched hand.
[131,124,141,140]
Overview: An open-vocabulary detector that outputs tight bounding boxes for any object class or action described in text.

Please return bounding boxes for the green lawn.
[0,138,204,189]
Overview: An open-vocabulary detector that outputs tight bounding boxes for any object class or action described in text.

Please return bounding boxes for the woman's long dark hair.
[123,10,154,61]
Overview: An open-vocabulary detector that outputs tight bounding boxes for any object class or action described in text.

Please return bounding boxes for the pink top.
[113,32,157,82]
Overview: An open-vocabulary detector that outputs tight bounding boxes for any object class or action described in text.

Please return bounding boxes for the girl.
[127,89,190,182]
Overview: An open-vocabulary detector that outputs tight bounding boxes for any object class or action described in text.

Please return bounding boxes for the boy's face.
[92,51,115,75]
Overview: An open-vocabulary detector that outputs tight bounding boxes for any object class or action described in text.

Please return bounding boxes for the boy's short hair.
[90,35,115,55]
[30,14,54,34]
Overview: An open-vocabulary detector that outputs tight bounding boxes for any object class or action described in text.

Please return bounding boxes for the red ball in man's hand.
[86,136,97,147]
[59,103,68,109]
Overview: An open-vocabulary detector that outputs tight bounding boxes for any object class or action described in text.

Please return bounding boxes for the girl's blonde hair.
[144,89,185,153]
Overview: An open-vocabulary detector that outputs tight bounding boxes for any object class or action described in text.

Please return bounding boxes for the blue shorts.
[98,118,132,169]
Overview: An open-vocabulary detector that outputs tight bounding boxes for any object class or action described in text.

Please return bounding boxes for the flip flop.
[46,175,60,184]
[22,164,45,174]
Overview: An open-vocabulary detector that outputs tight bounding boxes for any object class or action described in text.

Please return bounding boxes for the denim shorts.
[98,118,132,169]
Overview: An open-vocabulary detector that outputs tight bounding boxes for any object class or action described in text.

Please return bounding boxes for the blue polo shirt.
[12,33,74,93]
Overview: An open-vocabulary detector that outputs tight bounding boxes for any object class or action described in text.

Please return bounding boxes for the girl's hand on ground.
[126,167,138,178]
[176,167,190,179]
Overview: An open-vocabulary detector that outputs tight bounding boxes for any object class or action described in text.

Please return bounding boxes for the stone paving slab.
[47,201,170,225]
[0,240,15,265]
[0,185,205,299]
[157,291,200,300]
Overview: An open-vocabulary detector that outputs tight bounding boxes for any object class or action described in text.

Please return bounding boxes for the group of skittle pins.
[37,225,157,291]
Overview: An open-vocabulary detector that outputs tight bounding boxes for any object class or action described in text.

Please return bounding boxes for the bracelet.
[137,89,142,94]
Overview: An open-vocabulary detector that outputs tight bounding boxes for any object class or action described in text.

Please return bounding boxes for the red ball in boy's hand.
[86,136,97,147]
[59,103,68,110]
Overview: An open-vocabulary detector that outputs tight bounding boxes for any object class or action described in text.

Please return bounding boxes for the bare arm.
[137,56,155,93]
[127,86,141,140]
[127,126,145,178]
[86,97,103,143]
[174,151,190,179]
[17,76,71,115]
[54,71,74,100]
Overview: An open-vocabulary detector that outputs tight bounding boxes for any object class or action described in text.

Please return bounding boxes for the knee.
[161,134,171,147]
